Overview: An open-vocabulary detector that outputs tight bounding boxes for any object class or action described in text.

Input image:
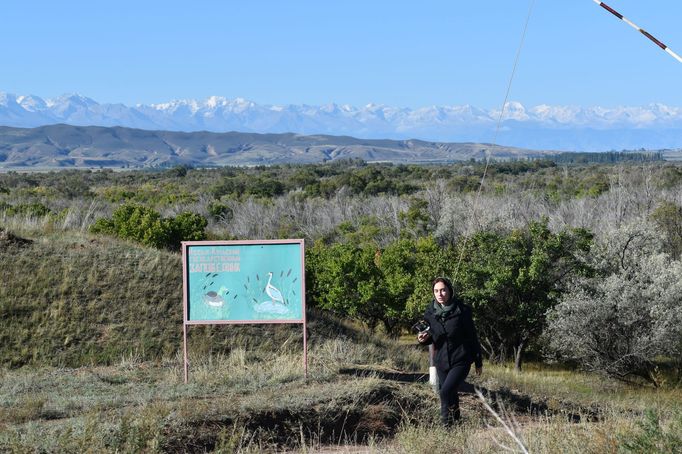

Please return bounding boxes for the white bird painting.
[265,272,285,305]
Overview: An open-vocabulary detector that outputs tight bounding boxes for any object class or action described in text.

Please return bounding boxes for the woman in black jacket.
[417,277,483,426]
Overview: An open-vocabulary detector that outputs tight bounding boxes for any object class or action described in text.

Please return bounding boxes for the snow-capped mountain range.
[1,92,681,151]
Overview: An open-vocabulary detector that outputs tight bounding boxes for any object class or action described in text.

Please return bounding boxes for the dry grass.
[2,356,680,453]
[479,362,682,415]
[0,350,431,453]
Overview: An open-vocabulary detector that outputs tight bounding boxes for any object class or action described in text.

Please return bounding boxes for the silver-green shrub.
[545,225,682,386]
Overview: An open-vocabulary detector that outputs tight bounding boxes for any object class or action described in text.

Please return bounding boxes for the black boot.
[441,405,461,427]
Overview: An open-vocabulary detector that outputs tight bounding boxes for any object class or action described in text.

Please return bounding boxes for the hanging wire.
[452,0,537,280]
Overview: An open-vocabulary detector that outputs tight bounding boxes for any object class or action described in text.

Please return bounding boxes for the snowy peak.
[0,91,681,150]
[16,95,47,111]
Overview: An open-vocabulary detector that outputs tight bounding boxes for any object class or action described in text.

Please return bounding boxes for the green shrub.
[246,177,285,198]
[4,202,51,217]
[208,201,233,221]
[546,226,682,386]
[164,164,190,177]
[168,212,208,245]
[90,204,206,250]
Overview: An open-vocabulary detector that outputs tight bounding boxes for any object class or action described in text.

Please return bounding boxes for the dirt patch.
[160,376,607,453]
[0,228,32,249]
[162,382,414,453]
[340,366,428,383]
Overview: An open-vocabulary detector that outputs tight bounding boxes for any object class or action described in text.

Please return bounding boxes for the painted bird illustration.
[204,286,229,307]
[265,272,285,304]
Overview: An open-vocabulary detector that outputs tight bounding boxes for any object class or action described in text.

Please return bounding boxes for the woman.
[417,277,482,426]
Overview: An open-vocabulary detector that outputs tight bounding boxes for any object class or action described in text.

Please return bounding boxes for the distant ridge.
[0,124,554,168]
[2,92,682,151]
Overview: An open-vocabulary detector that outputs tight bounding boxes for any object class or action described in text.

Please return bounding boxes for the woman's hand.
[417,331,431,343]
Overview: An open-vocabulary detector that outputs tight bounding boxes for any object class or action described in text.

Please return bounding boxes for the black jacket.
[420,300,483,371]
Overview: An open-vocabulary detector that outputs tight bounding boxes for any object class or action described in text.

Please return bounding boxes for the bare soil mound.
[0,228,32,248]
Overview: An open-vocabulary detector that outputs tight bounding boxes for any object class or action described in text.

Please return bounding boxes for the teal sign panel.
[184,241,304,322]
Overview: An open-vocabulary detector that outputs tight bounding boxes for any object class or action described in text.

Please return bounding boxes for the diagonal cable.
[453,0,537,280]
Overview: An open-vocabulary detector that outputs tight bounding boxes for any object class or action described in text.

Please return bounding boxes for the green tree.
[306,236,454,335]
[306,241,386,330]
[455,220,592,371]
[379,236,455,326]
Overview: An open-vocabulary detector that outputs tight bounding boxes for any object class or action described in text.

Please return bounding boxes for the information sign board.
[181,239,306,382]
[184,241,304,323]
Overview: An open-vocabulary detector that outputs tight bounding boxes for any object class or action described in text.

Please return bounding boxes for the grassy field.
[1,225,681,452]
[1,356,680,453]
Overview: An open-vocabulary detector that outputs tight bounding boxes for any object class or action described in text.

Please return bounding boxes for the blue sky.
[3,0,681,109]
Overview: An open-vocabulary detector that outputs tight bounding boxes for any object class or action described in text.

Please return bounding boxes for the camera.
[411,319,430,334]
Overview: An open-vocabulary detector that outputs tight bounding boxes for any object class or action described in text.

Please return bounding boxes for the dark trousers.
[437,363,470,425]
